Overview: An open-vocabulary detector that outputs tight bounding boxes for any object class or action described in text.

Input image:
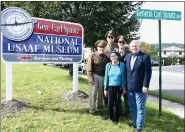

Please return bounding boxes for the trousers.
[89,74,104,112]
[108,86,122,121]
[127,92,147,130]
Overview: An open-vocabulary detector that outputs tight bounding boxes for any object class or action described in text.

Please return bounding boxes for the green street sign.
[136,9,181,21]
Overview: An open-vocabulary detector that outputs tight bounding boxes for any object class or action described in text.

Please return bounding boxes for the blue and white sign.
[1,7,84,63]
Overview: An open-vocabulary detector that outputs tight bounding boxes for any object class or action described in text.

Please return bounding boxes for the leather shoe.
[104,116,113,121]
[129,123,136,128]
[114,120,119,124]
[132,129,142,132]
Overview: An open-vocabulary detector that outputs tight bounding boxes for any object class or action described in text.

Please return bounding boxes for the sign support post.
[73,63,79,92]
[6,63,13,101]
[158,20,162,116]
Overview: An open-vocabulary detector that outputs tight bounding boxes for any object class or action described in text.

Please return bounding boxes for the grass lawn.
[1,64,184,132]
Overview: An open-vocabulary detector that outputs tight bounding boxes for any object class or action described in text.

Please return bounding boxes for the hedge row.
[162,57,184,66]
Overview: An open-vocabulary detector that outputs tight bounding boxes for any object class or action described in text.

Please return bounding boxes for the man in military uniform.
[104,30,118,107]
[104,30,118,57]
[87,40,110,115]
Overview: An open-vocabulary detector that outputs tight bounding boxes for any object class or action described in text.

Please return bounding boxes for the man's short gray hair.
[130,40,142,46]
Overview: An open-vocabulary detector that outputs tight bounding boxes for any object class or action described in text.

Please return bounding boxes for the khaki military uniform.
[104,43,118,57]
[87,52,110,113]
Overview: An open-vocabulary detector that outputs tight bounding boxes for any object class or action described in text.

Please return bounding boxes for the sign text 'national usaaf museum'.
[1,7,84,63]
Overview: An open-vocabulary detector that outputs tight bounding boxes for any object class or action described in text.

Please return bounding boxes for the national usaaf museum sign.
[1,7,84,63]
[136,9,181,21]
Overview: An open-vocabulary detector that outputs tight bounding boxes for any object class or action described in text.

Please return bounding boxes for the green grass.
[1,64,184,132]
[149,91,184,105]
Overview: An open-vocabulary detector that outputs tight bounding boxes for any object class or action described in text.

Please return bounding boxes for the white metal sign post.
[73,63,79,92]
[6,63,12,100]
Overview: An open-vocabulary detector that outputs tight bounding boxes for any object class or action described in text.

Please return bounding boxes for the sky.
[139,2,184,44]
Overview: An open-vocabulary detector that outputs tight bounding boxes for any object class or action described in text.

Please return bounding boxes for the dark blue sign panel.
[1,7,83,63]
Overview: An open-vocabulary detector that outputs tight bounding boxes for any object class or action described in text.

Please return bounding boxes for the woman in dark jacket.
[116,35,131,117]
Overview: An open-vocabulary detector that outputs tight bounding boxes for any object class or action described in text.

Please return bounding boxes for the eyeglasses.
[118,41,125,44]
[107,36,114,39]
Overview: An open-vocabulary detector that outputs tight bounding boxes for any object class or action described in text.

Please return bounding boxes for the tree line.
[1,1,143,48]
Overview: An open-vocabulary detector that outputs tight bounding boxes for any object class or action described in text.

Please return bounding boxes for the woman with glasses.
[104,50,126,124]
[117,35,131,62]
[87,40,110,116]
[117,35,131,117]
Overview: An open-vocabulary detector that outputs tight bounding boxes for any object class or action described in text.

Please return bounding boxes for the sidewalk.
[147,95,184,118]
[79,74,184,119]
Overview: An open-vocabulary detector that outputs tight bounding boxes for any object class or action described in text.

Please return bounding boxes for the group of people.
[87,30,152,132]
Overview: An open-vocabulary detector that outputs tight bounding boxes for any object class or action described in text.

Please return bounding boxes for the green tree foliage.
[1,1,143,48]
[140,42,158,59]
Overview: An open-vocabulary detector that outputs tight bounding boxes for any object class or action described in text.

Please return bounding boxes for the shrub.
[163,56,184,65]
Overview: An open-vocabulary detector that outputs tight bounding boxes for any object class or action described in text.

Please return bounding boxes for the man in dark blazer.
[125,40,152,132]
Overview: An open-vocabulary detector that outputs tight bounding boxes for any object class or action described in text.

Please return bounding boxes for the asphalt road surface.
[152,65,184,73]
[148,66,184,99]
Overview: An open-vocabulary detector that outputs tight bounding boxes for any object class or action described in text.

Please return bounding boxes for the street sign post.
[136,8,181,117]
[1,7,84,100]
[158,20,162,116]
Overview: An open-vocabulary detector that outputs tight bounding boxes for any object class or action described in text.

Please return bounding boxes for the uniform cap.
[95,40,107,47]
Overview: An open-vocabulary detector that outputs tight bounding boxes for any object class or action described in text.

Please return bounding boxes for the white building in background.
[158,46,184,58]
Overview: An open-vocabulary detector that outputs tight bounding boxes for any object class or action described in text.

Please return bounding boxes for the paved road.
[150,66,184,99]
[152,65,184,73]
